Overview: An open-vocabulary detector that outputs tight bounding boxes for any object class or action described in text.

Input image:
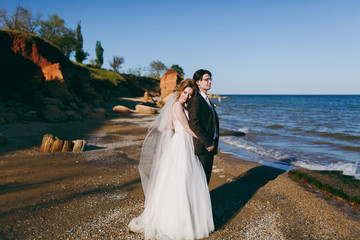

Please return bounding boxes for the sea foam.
[293,161,360,180]
[221,136,291,161]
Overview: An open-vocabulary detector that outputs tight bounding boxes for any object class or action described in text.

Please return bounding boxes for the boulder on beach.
[65,110,82,121]
[0,111,19,122]
[43,105,67,123]
[135,104,158,115]
[113,105,132,113]
[143,92,151,102]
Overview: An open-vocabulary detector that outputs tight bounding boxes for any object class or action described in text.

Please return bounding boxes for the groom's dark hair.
[193,69,212,82]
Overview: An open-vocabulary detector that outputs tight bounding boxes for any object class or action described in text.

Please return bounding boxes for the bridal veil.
[138,92,177,199]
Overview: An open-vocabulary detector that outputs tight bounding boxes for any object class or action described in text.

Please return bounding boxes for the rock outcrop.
[0,30,161,124]
[160,70,184,99]
[123,74,160,97]
[0,30,100,122]
[135,104,158,115]
[113,105,132,113]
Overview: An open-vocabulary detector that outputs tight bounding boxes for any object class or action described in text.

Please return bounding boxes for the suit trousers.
[197,152,214,185]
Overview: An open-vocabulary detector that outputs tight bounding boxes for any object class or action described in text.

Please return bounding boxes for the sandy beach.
[0,97,359,240]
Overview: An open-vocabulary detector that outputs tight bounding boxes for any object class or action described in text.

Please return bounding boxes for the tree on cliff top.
[75,21,89,63]
[170,64,184,76]
[95,41,104,68]
[110,56,124,75]
[149,60,167,79]
[0,5,42,33]
[38,14,76,57]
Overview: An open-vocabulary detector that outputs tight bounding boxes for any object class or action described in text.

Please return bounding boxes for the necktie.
[205,95,211,105]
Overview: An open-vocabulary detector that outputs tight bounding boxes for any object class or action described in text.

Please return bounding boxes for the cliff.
[0,30,159,123]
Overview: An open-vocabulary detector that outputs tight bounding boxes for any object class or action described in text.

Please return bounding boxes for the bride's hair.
[175,79,198,100]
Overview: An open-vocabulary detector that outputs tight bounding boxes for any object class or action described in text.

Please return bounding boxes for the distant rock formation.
[160,70,183,99]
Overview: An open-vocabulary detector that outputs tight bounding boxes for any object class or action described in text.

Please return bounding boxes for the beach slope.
[0,99,359,239]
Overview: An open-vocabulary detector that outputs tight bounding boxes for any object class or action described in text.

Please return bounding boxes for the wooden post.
[40,134,54,152]
[62,141,73,152]
[51,137,63,152]
[72,140,86,152]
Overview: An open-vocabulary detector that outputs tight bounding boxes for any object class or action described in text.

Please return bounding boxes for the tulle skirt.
[129,131,214,239]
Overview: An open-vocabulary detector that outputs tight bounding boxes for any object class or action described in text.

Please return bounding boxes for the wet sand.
[0,97,359,239]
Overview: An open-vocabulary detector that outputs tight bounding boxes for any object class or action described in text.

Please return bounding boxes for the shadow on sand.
[210,164,286,230]
[0,97,152,156]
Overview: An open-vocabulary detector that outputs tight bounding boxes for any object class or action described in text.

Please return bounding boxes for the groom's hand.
[206,145,215,152]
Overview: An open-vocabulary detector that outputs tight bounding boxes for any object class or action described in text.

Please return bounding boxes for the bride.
[128,79,214,239]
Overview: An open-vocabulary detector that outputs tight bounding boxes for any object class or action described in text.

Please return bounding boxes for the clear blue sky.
[2,0,360,94]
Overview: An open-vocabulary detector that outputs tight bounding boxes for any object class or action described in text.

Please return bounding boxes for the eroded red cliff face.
[0,30,159,123]
[10,32,66,82]
[0,30,95,104]
[0,30,101,123]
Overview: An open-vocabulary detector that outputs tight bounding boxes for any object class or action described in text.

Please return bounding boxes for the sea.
[215,95,360,180]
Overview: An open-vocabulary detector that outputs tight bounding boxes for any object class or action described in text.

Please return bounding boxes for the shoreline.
[0,97,359,239]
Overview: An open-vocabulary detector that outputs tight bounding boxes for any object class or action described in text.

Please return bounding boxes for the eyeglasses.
[202,78,212,81]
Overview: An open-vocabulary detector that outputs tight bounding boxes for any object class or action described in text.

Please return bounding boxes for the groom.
[188,69,220,184]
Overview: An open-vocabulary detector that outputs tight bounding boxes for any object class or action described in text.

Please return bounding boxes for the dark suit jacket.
[188,94,220,155]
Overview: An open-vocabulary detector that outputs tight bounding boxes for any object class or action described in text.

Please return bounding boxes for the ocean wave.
[339,146,360,152]
[221,136,293,161]
[311,141,332,145]
[293,161,360,180]
[320,132,360,141]
[266,124,284,129]
[220,126,253,137]
[305,130,360,142]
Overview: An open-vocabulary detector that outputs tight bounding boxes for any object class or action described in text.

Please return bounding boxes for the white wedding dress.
[129,102,214,240]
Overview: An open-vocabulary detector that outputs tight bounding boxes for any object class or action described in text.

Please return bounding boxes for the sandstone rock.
[65,110,82,121]
[135,104,158,115]
[113,105,132,113]
[90,108,106,119]
[43,105,67,122]
[160,70,183,99]
[143,92,151,102]
[41,63,64,82]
